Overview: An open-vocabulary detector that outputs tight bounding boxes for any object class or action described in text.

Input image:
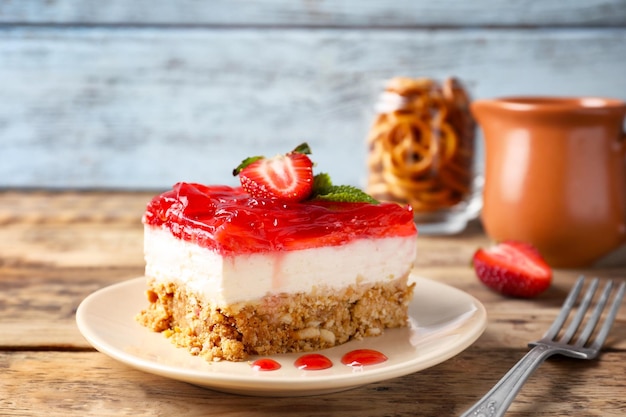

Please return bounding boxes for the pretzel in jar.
[367,77,476,214]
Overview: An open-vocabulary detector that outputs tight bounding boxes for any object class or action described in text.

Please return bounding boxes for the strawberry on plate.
[233,143,314,203]
[472,241,552,298]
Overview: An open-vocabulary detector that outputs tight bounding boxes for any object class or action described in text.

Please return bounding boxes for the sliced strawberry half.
[234,145,314,202]
[472,241,552,298]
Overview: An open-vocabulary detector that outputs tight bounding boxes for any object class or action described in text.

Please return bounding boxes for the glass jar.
[366,77,481,234]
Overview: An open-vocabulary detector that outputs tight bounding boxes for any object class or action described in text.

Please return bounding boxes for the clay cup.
[471,96,626,268]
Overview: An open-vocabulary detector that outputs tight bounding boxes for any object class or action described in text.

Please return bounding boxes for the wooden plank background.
[1,1,625,189]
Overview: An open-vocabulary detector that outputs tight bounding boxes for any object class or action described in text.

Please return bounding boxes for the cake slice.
[137,144,417,362]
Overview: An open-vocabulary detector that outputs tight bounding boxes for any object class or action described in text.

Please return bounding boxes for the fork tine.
[542,275,585,341]
[588,281,626,353]
[461,277,624,417]
[560,278,599,343]
[575,280,613,347]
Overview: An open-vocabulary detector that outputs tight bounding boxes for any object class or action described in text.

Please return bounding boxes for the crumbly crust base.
[137,276,415,362]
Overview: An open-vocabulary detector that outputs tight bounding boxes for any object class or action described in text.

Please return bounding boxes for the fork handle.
[459,344,555,417]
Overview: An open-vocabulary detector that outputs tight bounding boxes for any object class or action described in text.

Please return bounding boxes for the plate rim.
[76,275,487,395]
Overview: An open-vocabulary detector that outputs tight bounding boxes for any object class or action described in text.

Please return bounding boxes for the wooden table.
[2,190,625,416]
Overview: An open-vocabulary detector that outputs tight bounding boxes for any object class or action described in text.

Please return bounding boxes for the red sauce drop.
[341,349,388,367]
[250,358,281,371]
[294,354,333,370]
[143,182,416,254]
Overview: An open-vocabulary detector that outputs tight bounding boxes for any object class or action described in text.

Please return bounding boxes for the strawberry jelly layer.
[143,182,417,255]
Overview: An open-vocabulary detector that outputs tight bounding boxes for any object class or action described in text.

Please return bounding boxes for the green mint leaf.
[311,173,379,204]
[315,185,380,204]
[291,142,312,155]
[312,172,333,195]
[232,156,264,176]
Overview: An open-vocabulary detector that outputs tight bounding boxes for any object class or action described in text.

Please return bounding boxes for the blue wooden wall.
[1,1,625,189]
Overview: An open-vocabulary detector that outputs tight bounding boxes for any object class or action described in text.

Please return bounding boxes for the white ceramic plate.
[76,275,486,396]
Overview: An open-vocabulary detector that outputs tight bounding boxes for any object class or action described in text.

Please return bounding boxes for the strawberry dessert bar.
[137,144,417,362]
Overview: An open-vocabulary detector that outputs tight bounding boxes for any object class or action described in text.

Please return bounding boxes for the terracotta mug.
[471,96,626,268]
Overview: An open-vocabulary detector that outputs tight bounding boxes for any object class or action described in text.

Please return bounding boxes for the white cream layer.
[144,225,416,307]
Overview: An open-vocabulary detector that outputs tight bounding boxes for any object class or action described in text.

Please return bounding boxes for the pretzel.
[366,77,476,213]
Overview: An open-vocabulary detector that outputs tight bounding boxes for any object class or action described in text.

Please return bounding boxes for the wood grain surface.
[2,350,625,417]
[1,190,625,416]
[1,1,625,189]
[1,0,624,26]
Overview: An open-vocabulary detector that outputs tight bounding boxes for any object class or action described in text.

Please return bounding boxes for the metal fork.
[460,276,625,417]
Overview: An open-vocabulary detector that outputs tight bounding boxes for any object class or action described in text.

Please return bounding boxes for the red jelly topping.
[341,349,388,367]
[250,358,281,371]
[294,354,333,370]
[143,182,416,255]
